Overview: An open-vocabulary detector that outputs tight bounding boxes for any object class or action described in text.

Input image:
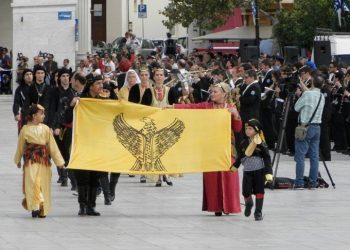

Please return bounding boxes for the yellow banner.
[68,99,231,174]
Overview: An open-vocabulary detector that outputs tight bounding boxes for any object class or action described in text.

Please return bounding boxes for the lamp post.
[254,0,260,47]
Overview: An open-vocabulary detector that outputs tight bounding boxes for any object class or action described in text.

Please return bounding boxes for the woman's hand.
[228,106,241,120]
[53,128,61,136]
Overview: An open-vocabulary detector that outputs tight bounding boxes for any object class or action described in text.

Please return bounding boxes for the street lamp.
[254,0,260,47]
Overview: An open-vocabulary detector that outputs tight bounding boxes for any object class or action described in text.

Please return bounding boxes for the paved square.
[1,97,349,250]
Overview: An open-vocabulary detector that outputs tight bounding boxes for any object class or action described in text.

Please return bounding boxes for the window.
[142,39,154,49]
[94,4,102,17]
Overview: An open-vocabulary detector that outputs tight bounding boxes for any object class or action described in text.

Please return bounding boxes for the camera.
[281,68,301,94]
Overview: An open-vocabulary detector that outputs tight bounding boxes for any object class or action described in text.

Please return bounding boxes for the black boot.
[244,196,254,217]
[100,175,111,205]
[162,175,173,186]
[104,193,111,205]
[78,204,87,216]
[77,186,87,216]
[254,198,264,221]
[109,173,120,202]
[86,187,100,216]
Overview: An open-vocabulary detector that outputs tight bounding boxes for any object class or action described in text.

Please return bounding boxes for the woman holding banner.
[173,82,242,216]
[150,68,177,187]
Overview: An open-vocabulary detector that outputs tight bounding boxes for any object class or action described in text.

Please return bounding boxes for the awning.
[192,26,273,41]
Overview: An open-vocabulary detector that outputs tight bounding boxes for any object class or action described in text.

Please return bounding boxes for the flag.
[334,0,350,27]
[251,0,257,25]
[68,99,232,174]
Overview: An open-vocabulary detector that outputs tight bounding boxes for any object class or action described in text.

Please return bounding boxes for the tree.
[273,0,336,50]
[161,0,277,30]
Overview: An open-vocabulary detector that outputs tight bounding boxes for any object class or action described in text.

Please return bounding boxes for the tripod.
[270,93,336,189]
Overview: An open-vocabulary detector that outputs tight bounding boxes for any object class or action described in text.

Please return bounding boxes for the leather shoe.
[31,210,39,218]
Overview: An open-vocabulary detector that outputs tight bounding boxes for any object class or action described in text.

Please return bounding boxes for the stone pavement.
[0,96,350,250]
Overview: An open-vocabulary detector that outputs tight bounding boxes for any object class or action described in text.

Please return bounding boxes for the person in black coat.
[13,69,33,133]
[28,65,53,126]
[260,59,276,149]
[239,69,261,124]
[50,68,77,188]
[66,74,104,216]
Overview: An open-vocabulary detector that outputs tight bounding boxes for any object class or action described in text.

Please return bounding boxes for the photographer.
[293,75,325,190]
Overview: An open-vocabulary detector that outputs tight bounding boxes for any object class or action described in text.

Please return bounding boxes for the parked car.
[151,38,187,57]
[108,37,156,57]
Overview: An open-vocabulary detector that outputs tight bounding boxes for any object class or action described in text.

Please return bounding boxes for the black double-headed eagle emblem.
[113,114,185,172]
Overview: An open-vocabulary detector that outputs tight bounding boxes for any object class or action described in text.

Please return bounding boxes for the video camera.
[282,69,301,94]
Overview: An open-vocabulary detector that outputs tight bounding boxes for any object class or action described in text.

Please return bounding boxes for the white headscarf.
[123,69,141,88]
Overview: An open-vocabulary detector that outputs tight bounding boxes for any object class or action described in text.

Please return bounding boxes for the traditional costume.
[174,101,242,215]
[232,119,272,221]
[14,121,64,217]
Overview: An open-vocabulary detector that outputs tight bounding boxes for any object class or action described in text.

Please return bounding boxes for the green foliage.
[161,0,277,30]
[273,0,336,49]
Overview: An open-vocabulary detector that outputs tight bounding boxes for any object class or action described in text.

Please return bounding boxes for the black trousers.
[285,111,298,153]
[261,108,277,149]
[320,121,331,161]
[54,135,68,179]
[242,169,265,197]
[100,172,121,195]
[331,113,348,150]
[74,170,101,187]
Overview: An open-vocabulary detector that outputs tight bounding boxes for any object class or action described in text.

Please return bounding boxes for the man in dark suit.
[260,59,276,149]
[239,69,261,124]
[43,54,58,76]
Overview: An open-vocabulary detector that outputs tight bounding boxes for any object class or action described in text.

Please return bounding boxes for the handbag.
[295,93,322,141]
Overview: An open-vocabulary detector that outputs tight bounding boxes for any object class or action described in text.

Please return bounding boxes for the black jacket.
[239,81,261,123]
[128,84,152,105]
[13,84,31,121]
[50,86,76,129]
[28,82,53,125]
[234,138,272,175]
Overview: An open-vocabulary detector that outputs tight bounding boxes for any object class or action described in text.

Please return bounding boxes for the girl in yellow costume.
[14,104,64,218]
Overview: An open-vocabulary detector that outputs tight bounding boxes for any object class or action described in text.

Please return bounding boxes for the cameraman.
[293,75,325,190]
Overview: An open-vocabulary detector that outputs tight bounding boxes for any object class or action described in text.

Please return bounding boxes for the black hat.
[246,119,262,133]
[33,65,46,75]
[85,73,102,87]
[84,73,103,91]
[58,67,71,79]
[22,68,33,77]
[275,55,284,64]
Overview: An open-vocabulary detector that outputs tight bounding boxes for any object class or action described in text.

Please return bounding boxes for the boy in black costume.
[231,119,273,221]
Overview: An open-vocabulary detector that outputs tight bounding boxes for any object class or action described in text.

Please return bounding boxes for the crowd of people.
[12,40,350,220]
[0,46,12,94]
